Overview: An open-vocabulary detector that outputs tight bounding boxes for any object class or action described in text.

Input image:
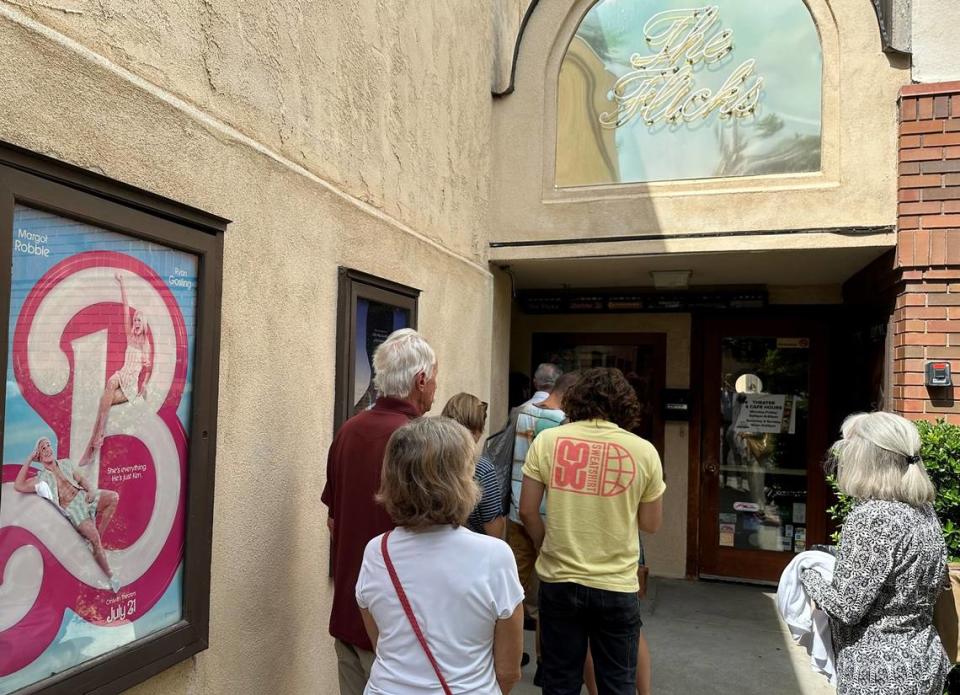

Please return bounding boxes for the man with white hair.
[529,362,562,406]
[321,328,438,695]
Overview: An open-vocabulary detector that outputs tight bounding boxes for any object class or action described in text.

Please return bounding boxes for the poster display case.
[0,143,225,695]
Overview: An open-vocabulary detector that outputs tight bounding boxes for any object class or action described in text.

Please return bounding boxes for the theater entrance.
[697,318,831,583]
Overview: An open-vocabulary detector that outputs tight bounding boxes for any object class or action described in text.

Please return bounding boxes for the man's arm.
[518,476,546,549]
[637,496,663,534]
[73,469,97,502]
[483,516,506,540]
[13,451,38,494]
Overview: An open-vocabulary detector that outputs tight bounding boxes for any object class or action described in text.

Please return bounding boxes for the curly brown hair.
[562,367,642,430]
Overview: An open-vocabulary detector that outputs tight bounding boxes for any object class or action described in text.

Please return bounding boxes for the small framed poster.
[333,269,419,432]
[0,143,224,695]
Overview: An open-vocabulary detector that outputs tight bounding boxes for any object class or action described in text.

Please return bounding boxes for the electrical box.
[925,361,953,387]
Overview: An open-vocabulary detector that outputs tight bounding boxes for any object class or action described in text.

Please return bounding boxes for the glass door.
[699,319,828,582]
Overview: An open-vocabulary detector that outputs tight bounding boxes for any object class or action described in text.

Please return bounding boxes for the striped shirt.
[467,454,503,534]
[510,402,565,522]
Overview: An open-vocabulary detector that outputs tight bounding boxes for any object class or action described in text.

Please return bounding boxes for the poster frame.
[0,142,226,695]
[333,268,419,434]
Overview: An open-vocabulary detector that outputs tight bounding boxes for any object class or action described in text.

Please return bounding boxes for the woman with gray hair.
[801,411,950,695]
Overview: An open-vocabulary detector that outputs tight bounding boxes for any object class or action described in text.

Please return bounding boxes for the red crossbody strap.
[381,531,453,695]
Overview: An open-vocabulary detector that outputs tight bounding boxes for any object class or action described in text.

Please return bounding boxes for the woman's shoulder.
[845,499,924,533]
[452,527,514,562]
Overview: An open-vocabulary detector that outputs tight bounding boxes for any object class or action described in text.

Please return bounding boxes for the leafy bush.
[828,419,960,562]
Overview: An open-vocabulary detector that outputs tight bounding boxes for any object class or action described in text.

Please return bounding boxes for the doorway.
[531,332,666,457]
[697,318,830,583]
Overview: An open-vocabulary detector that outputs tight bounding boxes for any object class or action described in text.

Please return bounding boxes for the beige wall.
[510,311,692,579]
[0,1,505,692]
[912,0,960,83]
[491,0,908,259]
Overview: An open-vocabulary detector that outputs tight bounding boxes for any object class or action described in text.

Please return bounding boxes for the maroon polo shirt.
[321,397,418,650]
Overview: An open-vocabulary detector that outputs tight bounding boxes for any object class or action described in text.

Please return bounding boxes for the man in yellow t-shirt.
[520,367,665,695]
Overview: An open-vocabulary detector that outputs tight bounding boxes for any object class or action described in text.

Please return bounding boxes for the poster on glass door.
[0,205,197,693]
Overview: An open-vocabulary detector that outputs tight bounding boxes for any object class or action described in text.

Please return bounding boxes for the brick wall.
[894,81,960,421]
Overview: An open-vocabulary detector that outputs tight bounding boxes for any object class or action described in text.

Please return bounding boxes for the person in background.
[520,367,665,695]
[356,417,525,694]
[322,329,439,695]
[507,371,579,682]
[527,363,562,406]
[442,393,505,538]
[801,411,950,695]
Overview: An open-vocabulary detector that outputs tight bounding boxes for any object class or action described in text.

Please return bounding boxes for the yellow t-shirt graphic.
[523,419,665,593]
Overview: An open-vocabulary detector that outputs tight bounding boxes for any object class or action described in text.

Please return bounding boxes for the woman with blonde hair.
[801,411,950,695]
[355,417,525,694]
[442,393,506,538]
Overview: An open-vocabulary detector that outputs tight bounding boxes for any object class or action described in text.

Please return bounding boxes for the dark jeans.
[539,580,642,695]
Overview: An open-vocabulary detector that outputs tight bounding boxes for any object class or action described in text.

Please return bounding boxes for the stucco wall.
[912,0,960,83]
[510,311,692,579]
[491,0,908,256]
[0,1,500,692]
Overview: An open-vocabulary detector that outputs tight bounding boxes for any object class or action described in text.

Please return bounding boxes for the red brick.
[949,306,960,319]
[928,293,960,305]
[905,280,945,292]
[907,307,948,319]
[946,174,960,186]
[895,358,927,373]
[933,413,960,425]
[901,174,942,188]
[953,95,960,116]
[903,147,944,161]
[902,372,926,385]
[919,97,935,119]
[931,231,947,264]
[926,320,955,332]
[902,119,946,134]
[903,385,932,399]
[947,146,960,159]
[927,347,960,358]
[921,214,960,228]
[893,345,925,359]
[921,269,960,280]
[921,186,960,201]
[916,230,931,264]
[900,188,921,202]
[947,120,960,133]
[899,399,926,413]
[904,333,946,346]
[936,96,951,119]
[925,132,960,146]
[949,334,960,346]
[901,292,926,307]
[948,232,960,263]
[944,200,960,214]
[901,98,918,121]
[900,162,921,175]
[926,401,960,414]
[899,230,916,265]
[900,216,920,230]
[903,319,926,331]
[922,159,960,174]
[901,134,923,148]
[902,269,925,280]
[900,201,942,215]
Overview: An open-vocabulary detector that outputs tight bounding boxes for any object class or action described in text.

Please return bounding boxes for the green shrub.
[828,418,960,562]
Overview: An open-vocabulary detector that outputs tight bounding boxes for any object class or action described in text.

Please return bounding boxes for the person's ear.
[414,371,427,391]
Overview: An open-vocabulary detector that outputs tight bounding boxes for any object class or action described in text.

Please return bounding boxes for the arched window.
[556,1,822,187]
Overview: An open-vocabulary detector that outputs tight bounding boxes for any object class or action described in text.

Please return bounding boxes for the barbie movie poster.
[0,206,197,693]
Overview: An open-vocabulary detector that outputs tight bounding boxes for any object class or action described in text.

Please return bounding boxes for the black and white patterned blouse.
[801,500,951,695]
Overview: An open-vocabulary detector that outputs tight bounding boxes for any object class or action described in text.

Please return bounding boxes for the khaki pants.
[334,639,375,695]
[507,520,542,660]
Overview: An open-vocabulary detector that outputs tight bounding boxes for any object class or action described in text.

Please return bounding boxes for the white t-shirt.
[356,526,524,695]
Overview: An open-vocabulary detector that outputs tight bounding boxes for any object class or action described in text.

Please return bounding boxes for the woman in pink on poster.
[79,272,153,468]
[14,437,121,592]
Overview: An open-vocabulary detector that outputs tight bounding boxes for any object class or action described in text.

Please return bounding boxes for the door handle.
[704,460,720,476]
